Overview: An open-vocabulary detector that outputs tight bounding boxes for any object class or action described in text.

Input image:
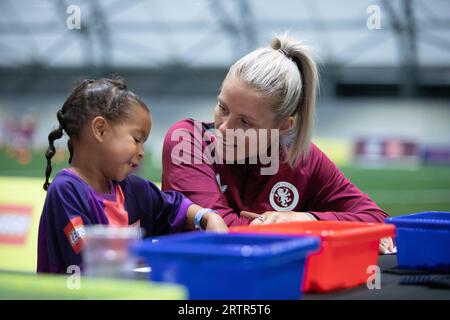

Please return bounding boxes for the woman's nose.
[218,117,235,133]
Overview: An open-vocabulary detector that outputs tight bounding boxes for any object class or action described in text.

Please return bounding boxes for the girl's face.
[214,76,281,162]
[100,103,151,181]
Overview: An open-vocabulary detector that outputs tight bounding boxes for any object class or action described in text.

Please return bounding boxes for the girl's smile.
[100,103,151,181]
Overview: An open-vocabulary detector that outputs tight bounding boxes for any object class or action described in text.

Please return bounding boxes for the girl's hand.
[241,210,317,226]
[379,237,396,254]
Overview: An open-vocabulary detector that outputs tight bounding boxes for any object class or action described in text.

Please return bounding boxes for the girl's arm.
[185,204,229,232]
[122,175,228,235]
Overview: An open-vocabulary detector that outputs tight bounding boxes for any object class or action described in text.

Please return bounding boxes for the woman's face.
[214,76,279,162]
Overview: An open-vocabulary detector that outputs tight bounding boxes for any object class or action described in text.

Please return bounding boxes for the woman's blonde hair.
[225,33,319,167]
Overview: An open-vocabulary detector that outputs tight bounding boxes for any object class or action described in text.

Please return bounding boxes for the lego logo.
[69,226,85,246]
[0,205,33,244]
[64,216,85,254]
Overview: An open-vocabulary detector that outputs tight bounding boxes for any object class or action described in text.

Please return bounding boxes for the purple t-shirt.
[37,169,192,273]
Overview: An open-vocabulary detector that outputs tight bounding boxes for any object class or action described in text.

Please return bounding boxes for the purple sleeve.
[122,175,193,235]
[37,177,93,273]
[305,144,390,223]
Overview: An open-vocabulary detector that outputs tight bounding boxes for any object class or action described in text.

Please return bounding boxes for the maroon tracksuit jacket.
[162,119,389,227]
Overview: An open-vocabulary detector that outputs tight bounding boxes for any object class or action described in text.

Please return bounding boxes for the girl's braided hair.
[43,77,147,191]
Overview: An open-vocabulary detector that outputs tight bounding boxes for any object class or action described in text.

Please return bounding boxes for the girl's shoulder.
[118,174,159,193]
[46,168,90,197]
[118,175,165,205]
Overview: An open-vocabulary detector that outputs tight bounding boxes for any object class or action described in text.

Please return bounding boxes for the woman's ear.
[91,116,108,142]
[279,116,294,135]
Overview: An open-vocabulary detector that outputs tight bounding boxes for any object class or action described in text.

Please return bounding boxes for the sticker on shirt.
[63,216,85,254]
[269,182,299,211]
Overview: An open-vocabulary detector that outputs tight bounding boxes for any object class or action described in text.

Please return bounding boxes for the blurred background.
[0,0,449,272]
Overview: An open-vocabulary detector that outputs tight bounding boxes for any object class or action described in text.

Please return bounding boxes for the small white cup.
[82,225,142,279]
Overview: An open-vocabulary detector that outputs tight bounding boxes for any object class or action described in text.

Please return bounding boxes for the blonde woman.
[162,34,394,253]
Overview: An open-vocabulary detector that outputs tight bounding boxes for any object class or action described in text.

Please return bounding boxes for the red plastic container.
[230,221,395,292]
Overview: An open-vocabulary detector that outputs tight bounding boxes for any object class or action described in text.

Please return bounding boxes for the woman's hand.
[241,210,317,226]
[379,237,396,254]
[202,211,229,233]
[242,211,396,254]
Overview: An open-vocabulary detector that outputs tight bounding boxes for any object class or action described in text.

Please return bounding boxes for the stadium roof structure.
[0,0,449,97]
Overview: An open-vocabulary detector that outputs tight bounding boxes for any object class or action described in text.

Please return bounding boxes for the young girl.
[37,77,228,274]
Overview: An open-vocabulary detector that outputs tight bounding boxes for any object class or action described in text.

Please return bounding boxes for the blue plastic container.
[131,232,320,300]
[385,211,450,272]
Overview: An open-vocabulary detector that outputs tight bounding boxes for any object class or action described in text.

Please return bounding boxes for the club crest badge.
[269,181,299,211]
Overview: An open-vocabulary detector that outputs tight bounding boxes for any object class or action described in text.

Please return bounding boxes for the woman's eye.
[241,119,251,127]
[218,104,228,114]
[133,137,140,143]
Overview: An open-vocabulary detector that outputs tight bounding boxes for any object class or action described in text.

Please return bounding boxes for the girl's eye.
[133,137,140,143]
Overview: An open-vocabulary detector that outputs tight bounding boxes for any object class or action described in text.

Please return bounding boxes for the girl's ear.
[91,116,108,142]
[279,116,294,135]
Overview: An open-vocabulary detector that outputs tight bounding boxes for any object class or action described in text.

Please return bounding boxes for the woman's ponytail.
[227,33,319,167]
[272,34,319,166]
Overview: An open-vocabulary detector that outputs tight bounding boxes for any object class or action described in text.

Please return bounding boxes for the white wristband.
[194,208,217,230]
